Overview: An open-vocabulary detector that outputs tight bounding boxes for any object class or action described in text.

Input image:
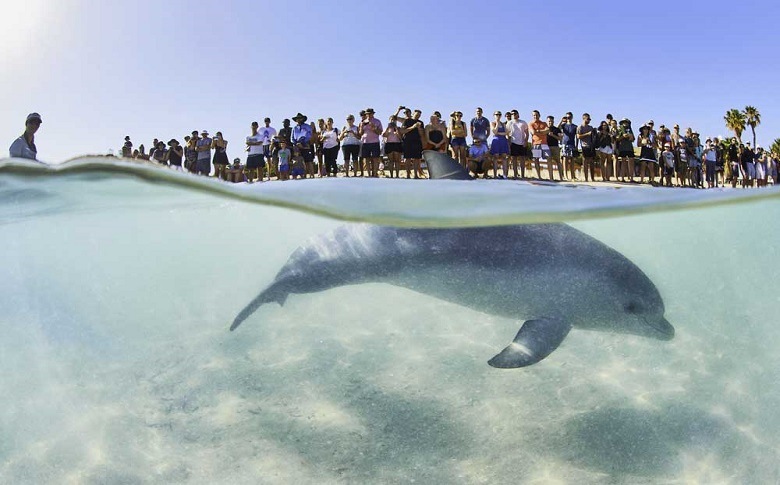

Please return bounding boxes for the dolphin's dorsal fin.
[488,317,572,368]
[422,150,473,180]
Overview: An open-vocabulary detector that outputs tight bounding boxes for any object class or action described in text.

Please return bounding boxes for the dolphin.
[230,152,674,368]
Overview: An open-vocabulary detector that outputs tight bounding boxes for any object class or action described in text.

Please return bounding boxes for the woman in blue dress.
[490,111,510,178]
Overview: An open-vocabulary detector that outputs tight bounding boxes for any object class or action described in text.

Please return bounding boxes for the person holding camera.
[398,107,425,179]
[340,114,360,177]
[320,117,340,177]
[212,131,229,179]
[359,108,383,178]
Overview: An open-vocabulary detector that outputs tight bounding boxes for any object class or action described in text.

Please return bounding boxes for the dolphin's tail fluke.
[230,285,289,331]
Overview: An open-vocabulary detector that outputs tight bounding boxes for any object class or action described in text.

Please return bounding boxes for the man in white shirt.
[245,121,265,183]
[507,110,529,179]
[260,118,277,181]
[9,112,42,161]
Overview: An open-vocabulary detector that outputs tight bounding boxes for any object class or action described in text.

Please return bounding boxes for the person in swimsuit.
[490,111,510,179]
[425,114,447,153]
[448,111,468,169]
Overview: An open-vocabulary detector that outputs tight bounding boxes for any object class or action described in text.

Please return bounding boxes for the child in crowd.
[661,144,675,187]
[277,140,291,181]
[290,147,306,180]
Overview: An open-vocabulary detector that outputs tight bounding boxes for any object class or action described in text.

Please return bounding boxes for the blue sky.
[3,0,779,162]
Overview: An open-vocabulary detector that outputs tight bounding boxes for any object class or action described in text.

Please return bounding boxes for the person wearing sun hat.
[291,113,314,178]
[166,139,183,170]
[9,112,42,160]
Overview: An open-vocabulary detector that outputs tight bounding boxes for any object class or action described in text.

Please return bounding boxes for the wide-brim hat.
[292,113,308,122]
[620,118,630,124]
[365,108,375,114]
[167,139,179,146]
[201,130,209,135]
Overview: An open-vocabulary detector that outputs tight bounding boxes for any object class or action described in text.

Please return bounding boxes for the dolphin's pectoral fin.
[488,318,572,368]
[229,285,289,331]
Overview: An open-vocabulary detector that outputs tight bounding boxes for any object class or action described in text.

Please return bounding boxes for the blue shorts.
[291,166,305,177]
[362,142,380,158]
[450,137,467,147]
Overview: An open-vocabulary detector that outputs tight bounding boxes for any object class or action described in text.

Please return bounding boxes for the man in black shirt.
[400,108,425,179]
[546,115,563,181]
[278,119,292,147]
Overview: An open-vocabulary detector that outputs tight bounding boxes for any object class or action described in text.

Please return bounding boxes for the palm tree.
[743,106,761,148]
[724,109,746,143]
[771,138,780,159]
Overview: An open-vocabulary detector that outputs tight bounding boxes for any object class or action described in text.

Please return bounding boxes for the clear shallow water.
[1,158,780,484]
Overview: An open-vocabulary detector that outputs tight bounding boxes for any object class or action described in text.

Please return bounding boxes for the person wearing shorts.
[507,110,529,179]
[577,114,597,182]
[259,118,276,180]
[448,111,468,169]
[529,110,550,180]
[277,141,291,181]
[383,115,403,178]
[340,114,360,177]
[245,121,265,182]
[560,113,578,180]
[467,138,490,179]
[546,115,563,181]
[359,108,383,177]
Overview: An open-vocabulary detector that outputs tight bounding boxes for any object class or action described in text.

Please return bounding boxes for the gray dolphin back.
[423,151,472,180]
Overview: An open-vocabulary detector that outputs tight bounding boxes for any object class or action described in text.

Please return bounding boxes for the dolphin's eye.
[625,302,641,313]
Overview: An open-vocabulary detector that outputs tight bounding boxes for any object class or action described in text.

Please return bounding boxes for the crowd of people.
[9,107,773,189]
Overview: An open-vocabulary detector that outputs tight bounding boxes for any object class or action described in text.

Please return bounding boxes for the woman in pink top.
[383,115,403,178]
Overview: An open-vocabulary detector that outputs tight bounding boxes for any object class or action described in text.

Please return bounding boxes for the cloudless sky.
[3,0,779,162]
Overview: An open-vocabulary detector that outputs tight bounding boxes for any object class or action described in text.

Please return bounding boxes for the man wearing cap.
[292,113,314,178]
[195,130,212,176]
[9,113,42,160]
[359,108,383,178]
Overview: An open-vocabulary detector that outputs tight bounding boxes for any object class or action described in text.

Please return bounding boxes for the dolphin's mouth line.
[642,315,675,340]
